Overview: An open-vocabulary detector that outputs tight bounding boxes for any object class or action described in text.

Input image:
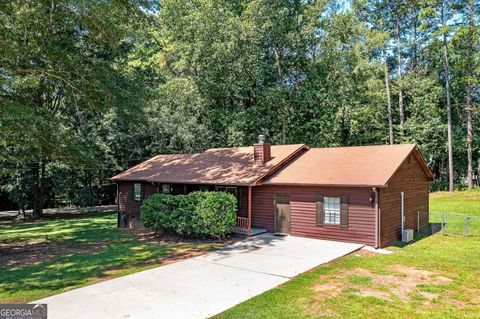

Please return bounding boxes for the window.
[162,184,170,194]
[216,186,240,208]
[133,183,142,201]
[198,185,210,192]
[324,197,341,225]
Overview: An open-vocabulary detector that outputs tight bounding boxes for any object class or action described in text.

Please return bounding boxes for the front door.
[275,194,291,234]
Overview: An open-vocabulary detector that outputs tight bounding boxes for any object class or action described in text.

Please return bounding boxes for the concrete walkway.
[34,235,362,319]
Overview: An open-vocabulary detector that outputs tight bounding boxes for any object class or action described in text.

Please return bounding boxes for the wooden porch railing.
[236,216,249,232]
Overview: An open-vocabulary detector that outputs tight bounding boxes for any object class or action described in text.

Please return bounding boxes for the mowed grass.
[0,212,219,303]
[430,189,480,215]
[216,192,480,319]
[429,189,480,236]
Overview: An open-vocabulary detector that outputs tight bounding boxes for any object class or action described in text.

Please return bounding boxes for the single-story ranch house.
[111,138,433,248]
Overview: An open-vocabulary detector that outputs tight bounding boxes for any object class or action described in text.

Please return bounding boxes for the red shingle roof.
[111,144,308,186]
[111,143,433,187]
[263,144,433,187]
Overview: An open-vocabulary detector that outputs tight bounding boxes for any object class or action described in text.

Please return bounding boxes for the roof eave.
[111,178,253,187]
[261,182,387,188]
[383,145,435,185]
[252,144,310,186]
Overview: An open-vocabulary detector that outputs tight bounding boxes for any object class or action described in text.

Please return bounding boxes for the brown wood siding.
[118,182,158,214]
[144,183,157,198]
[118,182,248,227]
[118,182,140,214]
[379,153,430,247]
[117,182,159,227]
[252,185,376,245]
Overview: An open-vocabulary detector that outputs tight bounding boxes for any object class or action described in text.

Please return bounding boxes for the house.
[111,137,433,248]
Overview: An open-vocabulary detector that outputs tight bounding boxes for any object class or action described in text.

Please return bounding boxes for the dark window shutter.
[340,195,349,228]
[316,195,324,226]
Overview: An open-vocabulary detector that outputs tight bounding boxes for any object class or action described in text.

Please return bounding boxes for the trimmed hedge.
[140,191,237,239]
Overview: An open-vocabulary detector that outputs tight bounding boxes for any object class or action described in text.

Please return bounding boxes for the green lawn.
[429,189,480,236]
[216,191,480,319]
[0,212,220,303]
[430,189,480,215]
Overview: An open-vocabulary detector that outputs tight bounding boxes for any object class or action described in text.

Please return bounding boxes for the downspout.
[401,191,405,233]
[373,187,379,249]
[116,183,120,228]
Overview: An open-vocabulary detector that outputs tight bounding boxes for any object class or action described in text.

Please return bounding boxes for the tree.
[421,0,458,191]
[459,0,479,188]
[393,1,407,131]
[384,51,395,144]
[0,0,156,216]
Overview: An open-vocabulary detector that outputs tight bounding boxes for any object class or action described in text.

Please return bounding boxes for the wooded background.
[0,0,478,217]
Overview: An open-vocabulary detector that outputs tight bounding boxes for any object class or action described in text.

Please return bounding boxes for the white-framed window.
[162,184,170,194]
[133,183,142,201]
[324,197,341,225]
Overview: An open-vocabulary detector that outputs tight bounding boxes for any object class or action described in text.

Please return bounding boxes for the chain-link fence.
[417,211,480,237]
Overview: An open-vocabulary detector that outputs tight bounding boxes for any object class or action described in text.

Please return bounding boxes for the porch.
[234,216,267,236]
[142,182,265,236]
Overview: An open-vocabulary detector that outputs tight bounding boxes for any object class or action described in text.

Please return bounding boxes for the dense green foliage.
[141,192,237,239]
[1,0,479,214]
[194,192,238,238]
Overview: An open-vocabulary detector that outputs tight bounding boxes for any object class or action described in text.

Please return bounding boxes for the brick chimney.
[253,134,271,164]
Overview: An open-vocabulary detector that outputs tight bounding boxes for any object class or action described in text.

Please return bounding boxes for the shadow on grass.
[0,213,175,302]
[393,223,442,248]
[0,213,121,243]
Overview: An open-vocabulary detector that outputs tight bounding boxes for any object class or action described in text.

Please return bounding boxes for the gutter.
[373,187,379,249]
[115,182,120,228]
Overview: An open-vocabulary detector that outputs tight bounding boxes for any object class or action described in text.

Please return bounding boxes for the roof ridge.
[307,143,416,150]
[262,143,429,187]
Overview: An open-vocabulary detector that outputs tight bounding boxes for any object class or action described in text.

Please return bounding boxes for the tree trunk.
[396,17,405,131]
[466,0,474,189]
[274,46,286,144]
[384,52,394,144]
[31,161,43,219]
[273,46,283,83]
[412,15,418,71]
[441,8,454,192]
[18,207,26,220]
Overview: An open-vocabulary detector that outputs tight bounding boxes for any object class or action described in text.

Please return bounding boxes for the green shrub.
[140,191,237,239]
[140,193,179,234]
[193,191,237,239]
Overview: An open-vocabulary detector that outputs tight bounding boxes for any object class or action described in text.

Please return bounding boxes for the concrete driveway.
[34,235,362,319]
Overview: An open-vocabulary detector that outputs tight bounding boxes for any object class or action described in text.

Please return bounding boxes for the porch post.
[248,185,252,235]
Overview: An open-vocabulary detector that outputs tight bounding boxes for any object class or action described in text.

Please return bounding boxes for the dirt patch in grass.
[0,240,107,267]
[124,227,244,247]
[351,249,379,257]
[312,265,454,304]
